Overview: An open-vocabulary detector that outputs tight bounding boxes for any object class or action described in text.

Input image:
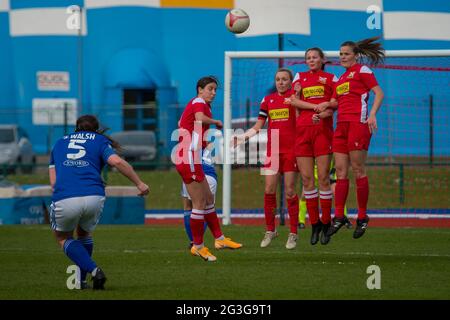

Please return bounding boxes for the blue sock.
[63,239,97,275]
[184,211,207,243]
[79,237,94,282]
[183,211,193,242]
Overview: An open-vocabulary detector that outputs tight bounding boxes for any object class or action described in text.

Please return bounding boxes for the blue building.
[0,0,449,158]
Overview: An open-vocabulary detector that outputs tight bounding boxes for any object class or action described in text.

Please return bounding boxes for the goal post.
[222,50,450,225]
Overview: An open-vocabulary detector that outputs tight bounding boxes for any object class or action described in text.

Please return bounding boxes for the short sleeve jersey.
[178,97,212,150]
[332,63,378,123]
[292,70,337,128]
[49,131,116,202]
[258,89,296,154]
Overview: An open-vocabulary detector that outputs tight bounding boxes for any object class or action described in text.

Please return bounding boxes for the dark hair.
[75,114,121,150]
[341,36,385,65]
[305,47,330,70]
[196,76,218,93]
[276,68,293,81]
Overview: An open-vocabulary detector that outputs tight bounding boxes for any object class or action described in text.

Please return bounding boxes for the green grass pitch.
[0,225,449,300]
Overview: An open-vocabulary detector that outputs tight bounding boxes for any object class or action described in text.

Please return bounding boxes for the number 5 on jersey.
[67,139,87,160]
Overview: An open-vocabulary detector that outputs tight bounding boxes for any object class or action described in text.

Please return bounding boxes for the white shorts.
[50,195,106,232]
[181,175,217,201]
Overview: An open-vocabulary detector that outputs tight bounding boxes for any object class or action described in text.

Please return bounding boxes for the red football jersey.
[333,63,379,123]
[258,90,296,154]
[178,97,212,150]
[292,70,337,128]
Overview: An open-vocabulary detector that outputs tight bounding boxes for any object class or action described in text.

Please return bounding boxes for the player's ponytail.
[341,36,385,66]
[75,115,122,151]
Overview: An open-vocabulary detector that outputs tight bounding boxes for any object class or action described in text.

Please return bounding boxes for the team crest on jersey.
[347,72,356,79]
[318,76,327,84]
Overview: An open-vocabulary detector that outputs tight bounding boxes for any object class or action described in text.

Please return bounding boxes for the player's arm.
[49,166,56,191]
[312,108,334,124]
[367,85,384,133]
[286,73,315,110]
[195,112,223,129]
[48,150,56,192]
[314,98,338,113]
[286,95,317,110]
[244,118,265,140]
[107,154,149,196]
[370,86,384,115]
[233,118,265,147]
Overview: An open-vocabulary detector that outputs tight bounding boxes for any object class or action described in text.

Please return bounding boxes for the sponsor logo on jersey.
[347,71,356,79]
[303,85,325,98]
[63,159,90,167]
[336,82,350,95]
[269,108,289,120]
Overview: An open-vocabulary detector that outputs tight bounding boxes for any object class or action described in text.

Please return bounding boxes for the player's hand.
[137,182,149,196]
[366,114,377,134]
[285,94,297,105]
[312,113,321,124]
[294,83,301,94]
[284,97,292,104]
[215,120,223,130]
[314,102,328,113]
[232,135,245,148]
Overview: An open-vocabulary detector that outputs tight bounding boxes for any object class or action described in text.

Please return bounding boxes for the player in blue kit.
[49,115,149,290]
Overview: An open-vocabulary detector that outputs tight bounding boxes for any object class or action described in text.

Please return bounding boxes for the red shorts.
[263,152,298,174]
[174,148,205,184]
[295,125,333,157]
[332,122,372,154]
[176,163,205,184]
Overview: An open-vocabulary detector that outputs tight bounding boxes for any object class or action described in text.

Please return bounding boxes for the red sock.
[264,193,276,232]
[304,189,319,225]
[319,190,332,224]
[335,179,349,219]
[356,176,369,220]
[190,209,205,245]
[204,206,223,239]
[287,195,299,234]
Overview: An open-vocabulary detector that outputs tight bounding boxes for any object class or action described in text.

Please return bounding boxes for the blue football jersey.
[201,148,217,181]
[49,131,116,202]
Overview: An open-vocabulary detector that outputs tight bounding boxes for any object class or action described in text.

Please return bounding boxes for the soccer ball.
[225,8,250,34]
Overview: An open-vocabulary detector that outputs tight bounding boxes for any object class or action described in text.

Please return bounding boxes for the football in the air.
[225,8,250,34]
